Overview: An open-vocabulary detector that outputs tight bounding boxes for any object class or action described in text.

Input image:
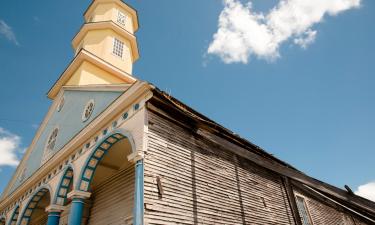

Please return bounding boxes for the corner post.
[67,190,91,225]
[129,151,144,225]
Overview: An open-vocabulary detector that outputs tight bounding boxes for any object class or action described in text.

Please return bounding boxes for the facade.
[0,0,375,225]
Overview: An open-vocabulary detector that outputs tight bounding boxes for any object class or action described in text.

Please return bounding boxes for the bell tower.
[48,0,139,99]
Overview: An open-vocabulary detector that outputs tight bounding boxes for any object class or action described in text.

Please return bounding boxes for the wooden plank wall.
[144,110,295,225]
[293,189,371,225]
[86,166,134,225]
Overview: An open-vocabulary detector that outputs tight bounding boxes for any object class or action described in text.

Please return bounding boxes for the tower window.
[295,195,313,225]
[46,128,59,152]
[113,38,124,58]
[117,10,126,26]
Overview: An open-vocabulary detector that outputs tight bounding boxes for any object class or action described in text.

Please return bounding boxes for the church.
[0,0,375,225]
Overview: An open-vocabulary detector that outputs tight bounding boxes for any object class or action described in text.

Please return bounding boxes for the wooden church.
[0,0,374,224]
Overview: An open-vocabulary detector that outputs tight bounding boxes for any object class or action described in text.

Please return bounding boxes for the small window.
[46,128,59,152]
[113,38,124,58]
[117,10,126,26]
[19,167,27,182]
[82,99,95,122]
[296,196,313,225]
[57,96,65,112]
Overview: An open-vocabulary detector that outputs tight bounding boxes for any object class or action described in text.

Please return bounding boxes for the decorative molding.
[45,205,66,213]
[0,81,152,212]
[76,129,136,192]
[67,191,91,200]
[127,151,144,163]
[47,49,136,99]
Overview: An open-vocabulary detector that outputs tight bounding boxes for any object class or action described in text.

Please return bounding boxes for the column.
[133,159,144,225]
[67,190,91,225]
[46,205,65,225]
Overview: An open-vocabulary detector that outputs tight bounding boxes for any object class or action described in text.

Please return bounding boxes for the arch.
[76,129,136,192]
[6,205,19,225]
[53,165,74,205]
[17,185,52,225]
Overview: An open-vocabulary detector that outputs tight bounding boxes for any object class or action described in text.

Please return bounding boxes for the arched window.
[57,96,65,112]
[82,99,95,122]
[46,128,59,152]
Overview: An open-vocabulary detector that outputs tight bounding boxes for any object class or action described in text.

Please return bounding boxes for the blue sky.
[0,0,374,200]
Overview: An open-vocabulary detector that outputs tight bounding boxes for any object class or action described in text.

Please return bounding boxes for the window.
[57,96,65,112]
[19,167,27,182]
[82,99,95,121]
[46,128,59,152]
[117,10,126,26]
[113,38,124,58]
[296,195,313,225]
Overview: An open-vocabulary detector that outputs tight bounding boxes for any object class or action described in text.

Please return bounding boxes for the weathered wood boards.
[144,101,374,225]
[87,166,134,225]
[144,110,295,225]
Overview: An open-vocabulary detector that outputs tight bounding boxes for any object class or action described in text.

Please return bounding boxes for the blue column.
[68,198,85,225]
[133,159,144,225]
[46,211,61,225]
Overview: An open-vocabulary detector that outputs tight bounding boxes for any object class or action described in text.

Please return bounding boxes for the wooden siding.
[87,166,135,225]
[29,213,48,225]
[294,190,372,225]
[144,110,295,225]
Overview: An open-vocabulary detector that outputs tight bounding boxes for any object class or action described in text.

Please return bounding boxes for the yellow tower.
[48,0,139,99]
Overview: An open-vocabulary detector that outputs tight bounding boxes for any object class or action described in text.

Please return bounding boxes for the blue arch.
[6,204,19,225]
[76,129,136,192]
[17,185,52,225]
[53,165,74,205]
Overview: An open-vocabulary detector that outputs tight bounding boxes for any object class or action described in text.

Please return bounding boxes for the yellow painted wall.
[89,2,135,34]
[81,29,133,73]
[66,61,125,86]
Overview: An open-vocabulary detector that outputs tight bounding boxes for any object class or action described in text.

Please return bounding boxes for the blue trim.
[17,185,52,225]
[46,212,61,225]
[122,112,129,120]
[133,160,144,225]
[6,205,19,225]
[53,165,74,205]
[67,198,85,225]
[75,129,136,191]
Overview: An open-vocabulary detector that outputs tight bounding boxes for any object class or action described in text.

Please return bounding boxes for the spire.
[48,0,139,99]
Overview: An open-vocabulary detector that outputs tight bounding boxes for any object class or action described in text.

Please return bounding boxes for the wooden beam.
[282,176,302,225]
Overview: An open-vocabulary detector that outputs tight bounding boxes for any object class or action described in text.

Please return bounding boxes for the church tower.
[48,0,139,99]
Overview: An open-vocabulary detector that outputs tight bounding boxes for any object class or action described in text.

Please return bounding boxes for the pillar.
[133,159,144,225]
[67,190,91,225]
[46,205,65,225]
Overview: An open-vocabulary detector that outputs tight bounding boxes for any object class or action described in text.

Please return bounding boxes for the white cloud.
[0,127,21,167]
[207,0,360,63]
[0,19,19,46]
[355,181,375,202]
